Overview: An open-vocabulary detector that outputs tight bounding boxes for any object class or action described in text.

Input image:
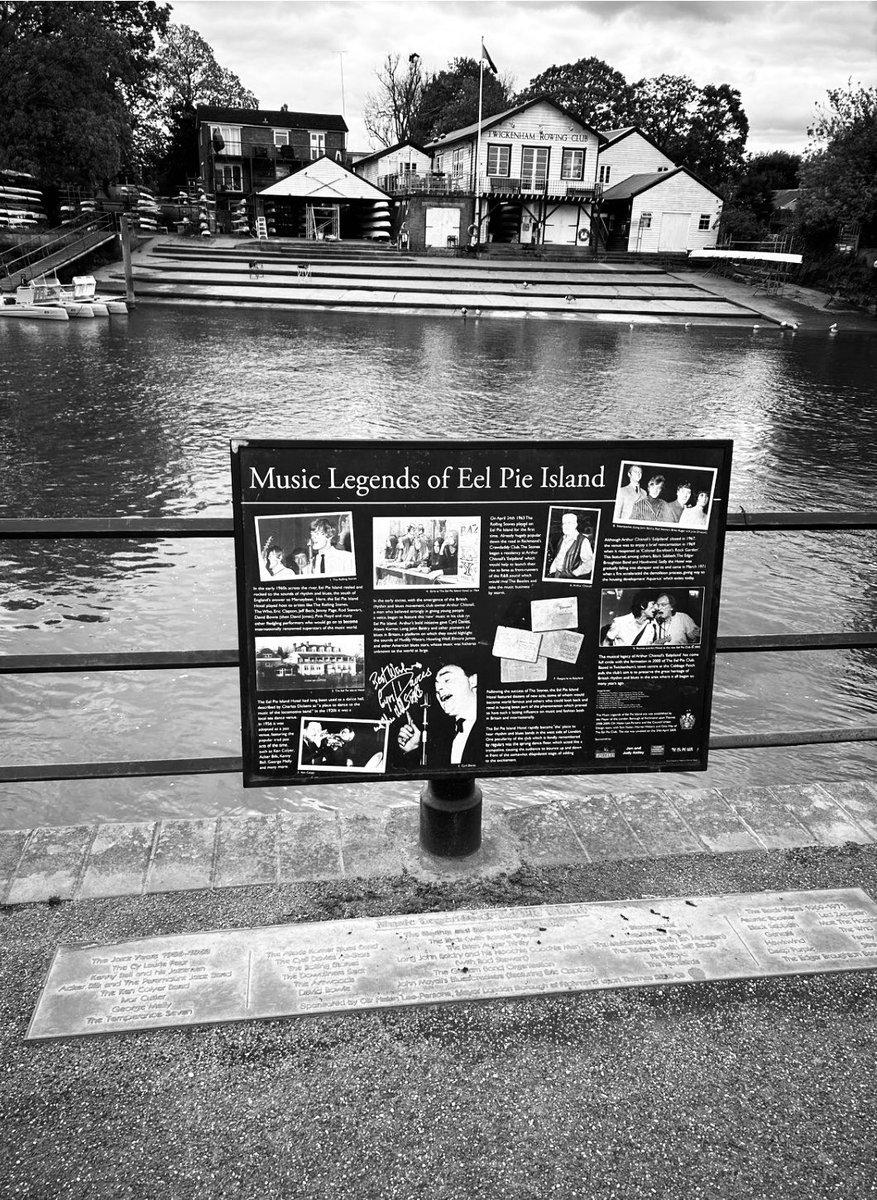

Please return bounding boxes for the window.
[452,147,465,177]
[487,143,511,176]
[598,164,611,184]
[273,130,290,147]
[521,146,549,186]
[434,152,444,173]
[211,125,241,155]
[310,131,326,160]
[215,164,242,192]
[560,149,585,181]
[639,211,652,228]
[657,165,670,173]
[698,213,711,230]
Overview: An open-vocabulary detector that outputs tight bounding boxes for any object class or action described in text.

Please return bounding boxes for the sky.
[171,0,876,155]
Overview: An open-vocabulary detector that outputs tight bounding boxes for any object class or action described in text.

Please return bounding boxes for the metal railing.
[1,510,876,783]
[0,213,117,282]
[479,177,602,200]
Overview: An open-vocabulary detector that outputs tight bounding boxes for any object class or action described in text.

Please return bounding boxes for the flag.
[481,41,497,75]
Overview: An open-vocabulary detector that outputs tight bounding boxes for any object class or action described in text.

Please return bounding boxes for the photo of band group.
[232,440,732,787]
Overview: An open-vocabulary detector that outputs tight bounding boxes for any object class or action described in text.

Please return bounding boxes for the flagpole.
[475,38,485,245]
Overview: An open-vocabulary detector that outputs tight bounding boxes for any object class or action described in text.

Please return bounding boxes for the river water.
[1,305,875,828]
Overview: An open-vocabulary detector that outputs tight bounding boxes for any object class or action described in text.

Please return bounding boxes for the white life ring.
[467,224,478,237]
[577,228,590,242]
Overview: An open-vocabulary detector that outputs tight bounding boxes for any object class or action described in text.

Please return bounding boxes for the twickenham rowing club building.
[421,96,603,250]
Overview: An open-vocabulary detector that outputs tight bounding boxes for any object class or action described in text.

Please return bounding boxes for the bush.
[798,248,877,309]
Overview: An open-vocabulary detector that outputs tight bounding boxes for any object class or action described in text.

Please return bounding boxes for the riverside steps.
[92,235,771,326]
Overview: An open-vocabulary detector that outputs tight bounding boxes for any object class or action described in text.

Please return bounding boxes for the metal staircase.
[0,213,117,290]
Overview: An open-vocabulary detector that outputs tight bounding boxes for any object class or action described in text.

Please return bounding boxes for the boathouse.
[421,96,604,249]
[257,157,393,240]
[599,166,724,254]
[196,105,349,233]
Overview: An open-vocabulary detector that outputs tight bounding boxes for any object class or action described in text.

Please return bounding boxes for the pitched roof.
[197,106,348,133]
[601,166,723,202]
[354,141,432,167]
[258,156,391,200]
[426,95,604,149]
[772,188,799,211]
[599,125,674,161]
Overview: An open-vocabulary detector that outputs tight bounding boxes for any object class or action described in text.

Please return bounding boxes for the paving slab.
[0,829,30,901]
[563,793,649,859]
[338,810,406,878]
[768,784,874,845]
[213,815,278,888]
[6,825,93,904]
[613,791,704,856]
[660,788,763,853]
[278,811,343,882]
[78,822,155,899]
[720,786,814,849]
[817,781,877,840]
[145,819,216,894]
[505,801,590,865]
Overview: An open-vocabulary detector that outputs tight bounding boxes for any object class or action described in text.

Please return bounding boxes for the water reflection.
[1,307,875,827]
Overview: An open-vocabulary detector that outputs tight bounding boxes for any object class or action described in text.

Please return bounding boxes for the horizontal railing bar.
[1,511,876,539]
[0,650,239,673]
[1,725,875,783]
[0,517,232,538]
[3,631,876,675]
[710,726,877,750]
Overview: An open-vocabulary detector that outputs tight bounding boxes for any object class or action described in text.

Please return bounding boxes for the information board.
[231,439,732,787]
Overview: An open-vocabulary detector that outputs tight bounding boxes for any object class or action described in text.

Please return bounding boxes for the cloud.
[171,0,876,152]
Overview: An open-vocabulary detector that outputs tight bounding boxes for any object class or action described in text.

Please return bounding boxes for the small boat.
[0,289,69,320]
[31,274,94,317]
[71,275,128,315]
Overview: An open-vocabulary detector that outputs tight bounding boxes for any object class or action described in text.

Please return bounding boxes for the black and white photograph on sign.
[600,588,704,647]
[542,507,599,583]
[382,656,481,769]
[613,462,717,530]
[255,512,356,580]
[298,717,388,773]
[254,635,365,692]
[373,516,481,589]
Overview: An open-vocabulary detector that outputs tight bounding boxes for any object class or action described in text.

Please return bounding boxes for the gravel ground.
[2,844,876,1200]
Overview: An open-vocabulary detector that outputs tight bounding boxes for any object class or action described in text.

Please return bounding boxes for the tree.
[515,57,636,131]
[797,82,877,234]
[414,57,513,142]
[0,1,169,184]
[146,22,258,187]
[633,75,748,189]
[363,53,426,147]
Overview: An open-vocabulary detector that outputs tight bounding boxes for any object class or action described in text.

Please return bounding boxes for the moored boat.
[0,289,69,320]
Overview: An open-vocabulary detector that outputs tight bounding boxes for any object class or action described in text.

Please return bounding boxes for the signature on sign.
[369,662,433,720]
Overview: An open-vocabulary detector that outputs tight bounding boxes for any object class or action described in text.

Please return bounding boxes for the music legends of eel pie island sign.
[229,438,733,787]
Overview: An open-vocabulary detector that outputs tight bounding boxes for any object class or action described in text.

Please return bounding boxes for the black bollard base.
[419,776,482,858]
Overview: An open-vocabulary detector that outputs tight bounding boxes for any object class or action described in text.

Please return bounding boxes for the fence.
[1,511,876,784]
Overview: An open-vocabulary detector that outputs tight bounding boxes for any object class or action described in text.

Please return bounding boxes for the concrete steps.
[98,237,773,326]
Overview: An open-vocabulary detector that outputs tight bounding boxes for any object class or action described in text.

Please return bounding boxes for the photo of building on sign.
[254,636,365,692]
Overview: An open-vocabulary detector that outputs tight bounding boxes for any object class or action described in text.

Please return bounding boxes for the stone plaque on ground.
[27,889,877,1040]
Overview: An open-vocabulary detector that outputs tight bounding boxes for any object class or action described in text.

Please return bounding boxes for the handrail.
[0,213,116,280]
[1,509,875,784]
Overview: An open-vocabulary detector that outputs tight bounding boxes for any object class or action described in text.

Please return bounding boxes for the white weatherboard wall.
[629,175,722,253]
[357,146,432,186]
[599,132,674,186]
[479,101,600,193]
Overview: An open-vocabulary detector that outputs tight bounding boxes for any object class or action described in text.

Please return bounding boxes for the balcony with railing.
[479,176,603,201]
[377,173,467,196]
